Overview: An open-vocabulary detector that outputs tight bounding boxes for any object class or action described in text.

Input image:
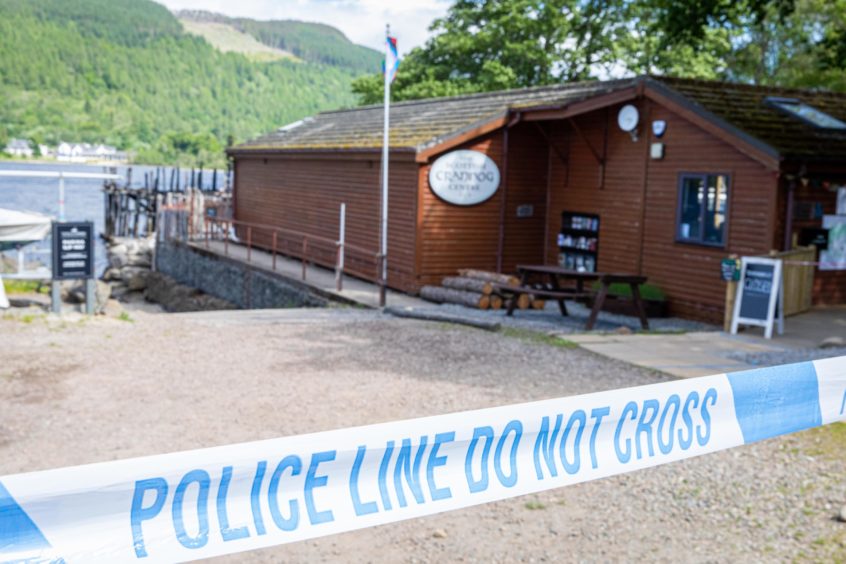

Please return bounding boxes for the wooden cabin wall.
[501,122,549,272]
[416,131,504,288]
[415,123,549,287]
[233,152,419,292]
[640,104,779,322]
[545,100,780,324]
[545,102,649,275]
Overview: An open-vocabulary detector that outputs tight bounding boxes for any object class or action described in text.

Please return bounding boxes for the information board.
[730,257,783,339]
[52,221,94,280]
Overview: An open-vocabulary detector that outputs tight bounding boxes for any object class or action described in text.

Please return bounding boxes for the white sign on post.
[428,150,500,206]
[730,256,784,339]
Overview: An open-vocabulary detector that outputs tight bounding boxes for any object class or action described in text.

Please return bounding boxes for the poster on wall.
[428,150,500,206]
[820,215,846,271]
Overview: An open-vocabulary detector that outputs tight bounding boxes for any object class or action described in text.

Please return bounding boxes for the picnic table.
[496,265,650,330]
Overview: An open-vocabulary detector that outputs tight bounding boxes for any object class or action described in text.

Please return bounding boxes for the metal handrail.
[203,216,381,286]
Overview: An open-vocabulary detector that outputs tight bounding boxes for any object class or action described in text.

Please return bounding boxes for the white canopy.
[0,208,52,250]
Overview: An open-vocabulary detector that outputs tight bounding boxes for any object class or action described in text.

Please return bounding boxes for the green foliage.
[352,0,846,105]
[591,282,666,301]
[353,0,625,105]
[0,0,373,167]
[2,280,48,295]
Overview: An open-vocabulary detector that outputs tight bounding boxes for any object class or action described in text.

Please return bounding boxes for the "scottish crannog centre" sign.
[428,150,500,206]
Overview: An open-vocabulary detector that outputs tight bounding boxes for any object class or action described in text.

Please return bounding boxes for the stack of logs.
[419,269,545,310]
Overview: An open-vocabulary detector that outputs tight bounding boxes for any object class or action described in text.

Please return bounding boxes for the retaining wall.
[155,240,329,309]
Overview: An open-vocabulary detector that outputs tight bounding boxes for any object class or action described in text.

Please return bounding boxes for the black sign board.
[52,221,94,280]
[798,227,828,250]
[738,262,775,321]
[731,257,784,339]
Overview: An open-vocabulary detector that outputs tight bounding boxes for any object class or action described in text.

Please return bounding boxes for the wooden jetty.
[103,167,230,239]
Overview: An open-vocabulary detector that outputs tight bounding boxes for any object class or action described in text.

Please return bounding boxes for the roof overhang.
[415,112,510,163]
[414,78,783,171]
[227,146,417,159]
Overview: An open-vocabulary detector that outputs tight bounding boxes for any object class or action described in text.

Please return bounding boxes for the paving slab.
[566,306,846,378]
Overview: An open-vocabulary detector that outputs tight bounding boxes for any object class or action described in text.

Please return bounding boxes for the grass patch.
[591,282,666,301]
[524,500,547,511]
[2,280,49,295]
[501,327,579,349]
[117,311,134,323]
[796,422,846,460]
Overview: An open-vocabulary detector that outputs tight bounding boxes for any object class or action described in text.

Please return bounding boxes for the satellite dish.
[617,105,639,132]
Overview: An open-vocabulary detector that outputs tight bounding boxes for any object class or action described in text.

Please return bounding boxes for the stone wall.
[155,240,329,309]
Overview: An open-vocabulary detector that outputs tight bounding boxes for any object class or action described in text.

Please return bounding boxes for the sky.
[157,0,450,54]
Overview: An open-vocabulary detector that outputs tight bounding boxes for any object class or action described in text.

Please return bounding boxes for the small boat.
[0,208,53,308]
[0,207,52,251]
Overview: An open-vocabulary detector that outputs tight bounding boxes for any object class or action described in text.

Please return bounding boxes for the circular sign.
[428,150,500,206]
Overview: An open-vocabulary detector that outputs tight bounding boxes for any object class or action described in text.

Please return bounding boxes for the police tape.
[1,357,845,563]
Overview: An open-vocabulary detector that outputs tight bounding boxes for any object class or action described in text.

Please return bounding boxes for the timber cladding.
[233,153,419,292]
[231,76,846,323]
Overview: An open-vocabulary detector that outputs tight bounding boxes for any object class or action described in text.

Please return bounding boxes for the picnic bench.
[496,265,650,330]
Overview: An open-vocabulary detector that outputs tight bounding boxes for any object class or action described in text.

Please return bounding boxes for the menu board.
[52,222,94,280]
[730,257,783,339]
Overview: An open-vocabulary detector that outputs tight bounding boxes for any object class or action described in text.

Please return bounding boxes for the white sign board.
[730,256,784,339]
[429,150,500,206]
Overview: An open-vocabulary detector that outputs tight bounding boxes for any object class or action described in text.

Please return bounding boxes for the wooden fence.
[767,246,815,317]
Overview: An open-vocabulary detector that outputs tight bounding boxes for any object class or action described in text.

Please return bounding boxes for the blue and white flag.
[1,357,844,562]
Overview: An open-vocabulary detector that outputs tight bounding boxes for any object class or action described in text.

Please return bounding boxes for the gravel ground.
[410,300,716,334]
[0,306,843,562]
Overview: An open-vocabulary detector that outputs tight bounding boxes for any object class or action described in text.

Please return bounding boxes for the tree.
[352,0,626,105]
[352,0,846,106]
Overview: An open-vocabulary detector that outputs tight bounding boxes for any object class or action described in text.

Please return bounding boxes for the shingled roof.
[233,75,846,163]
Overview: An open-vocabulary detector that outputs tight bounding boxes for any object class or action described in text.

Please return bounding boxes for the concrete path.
[567,306,846,378]
[189,240,428,310]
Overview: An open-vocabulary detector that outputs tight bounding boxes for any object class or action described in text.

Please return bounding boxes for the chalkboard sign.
[52,221,94,280]
[730,257,784,339]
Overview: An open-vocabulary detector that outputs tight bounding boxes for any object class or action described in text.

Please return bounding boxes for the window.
[676,173,729,247]
[765,97,846,130]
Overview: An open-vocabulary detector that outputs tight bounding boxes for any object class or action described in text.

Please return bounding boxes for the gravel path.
[0,307,843,562]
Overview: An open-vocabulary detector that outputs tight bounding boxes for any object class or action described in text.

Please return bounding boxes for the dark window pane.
[703,175,728,244]
[678,176,704,240]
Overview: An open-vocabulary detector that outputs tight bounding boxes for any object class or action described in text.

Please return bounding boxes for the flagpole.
[379,23,390,307]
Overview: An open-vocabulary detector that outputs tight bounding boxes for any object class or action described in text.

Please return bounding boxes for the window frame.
[675,172,731,249]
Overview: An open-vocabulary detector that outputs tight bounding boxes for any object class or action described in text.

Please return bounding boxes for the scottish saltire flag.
[384,35,399,83]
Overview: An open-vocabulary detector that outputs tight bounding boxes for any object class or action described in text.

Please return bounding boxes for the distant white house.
[56,141,125,162]
[4,138,33,158]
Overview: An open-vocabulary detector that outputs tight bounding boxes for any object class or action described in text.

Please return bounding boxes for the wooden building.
[229,76,846,323]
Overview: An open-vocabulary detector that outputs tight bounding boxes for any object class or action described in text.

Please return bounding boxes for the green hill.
[0,0,380,167]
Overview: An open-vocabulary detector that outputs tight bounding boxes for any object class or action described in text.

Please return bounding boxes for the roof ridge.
[319,77,640,116]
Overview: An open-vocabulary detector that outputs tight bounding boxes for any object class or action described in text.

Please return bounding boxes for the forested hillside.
[0,0,379,166]
[177,10,382,72]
